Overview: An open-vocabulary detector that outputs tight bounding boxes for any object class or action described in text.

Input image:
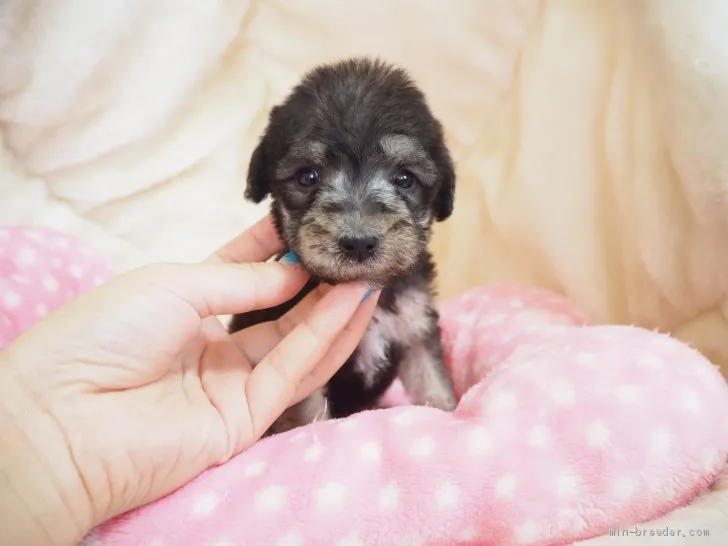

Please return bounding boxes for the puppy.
[229,57,458,435]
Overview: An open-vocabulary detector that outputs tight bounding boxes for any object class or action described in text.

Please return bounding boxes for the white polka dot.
[550,381,575,404]
[212,540,235,546]
[409,435,435,457]
[243,460,267,477]
[255,485,287,512]
[458,527,478,541]
[615,384,640,404]
[277,532,303,546]
[648,427,673,455]
[22,230,44,242]
[495,473,518,498]
[42,275,59,293]
[2,290,21,309]
[16,246,37,266]
[575,352,598,365]
[491,391,517,410]
[315,481,346,511]
[483,313,506,326]
[11,273,29,284]
[191,492,219,517]
[391,409,416,426]
[527,425,550,447]
[337,533,363,546]
[0,231,8,239]
[514,310,561,327]
[555,472,580,497]
[468,425,492,453]
[455,314,477,326]
[51,258,62,269]
[69,264,85,279]
[509,299,524,309]
[289,431,308,443]
[515,520,541,544]
[55,237,70,250]
[611,477,638,500]
[360,441,381,462]
[586,422,611,447]
[435,482,460,510]
[147,540,165,546]
[304,443,323,462]
[638,353,664,369]
[379,483,400,510]
[93,276,104,287]
[336,418,359,430]
[679,388,702,414]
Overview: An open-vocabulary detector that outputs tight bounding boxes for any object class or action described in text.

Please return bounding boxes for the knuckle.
[262,346,298,393]
[297,317,327,347]
[249,223,269,252]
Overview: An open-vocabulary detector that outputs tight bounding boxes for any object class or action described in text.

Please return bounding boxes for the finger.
[244,282,373,435]
[208,214,284,265]
[290,290,380,405]
[229,283,335,364]
[135,261,309,318]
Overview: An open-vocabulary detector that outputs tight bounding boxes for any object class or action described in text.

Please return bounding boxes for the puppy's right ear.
[244,139,270,203]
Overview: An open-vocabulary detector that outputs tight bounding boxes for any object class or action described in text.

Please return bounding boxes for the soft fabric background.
[2,0,728,542]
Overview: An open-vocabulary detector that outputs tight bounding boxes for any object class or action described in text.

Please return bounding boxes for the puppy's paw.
[265,390,330,437]
[425,386,458,412]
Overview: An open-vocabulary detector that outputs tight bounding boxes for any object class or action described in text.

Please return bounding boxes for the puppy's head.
[246,57,455,286]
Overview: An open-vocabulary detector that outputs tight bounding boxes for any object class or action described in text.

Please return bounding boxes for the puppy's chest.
[353,286,432,385]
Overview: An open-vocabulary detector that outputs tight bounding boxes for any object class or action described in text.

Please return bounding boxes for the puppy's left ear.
[432,143,456,222]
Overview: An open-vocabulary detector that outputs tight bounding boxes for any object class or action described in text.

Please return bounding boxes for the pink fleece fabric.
[1,226,728,546]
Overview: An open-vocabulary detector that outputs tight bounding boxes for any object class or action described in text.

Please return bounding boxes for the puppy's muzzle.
[338,234,379,263]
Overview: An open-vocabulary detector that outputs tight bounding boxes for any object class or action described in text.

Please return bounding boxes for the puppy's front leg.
[264,389,330,437]
[397,328,457,411]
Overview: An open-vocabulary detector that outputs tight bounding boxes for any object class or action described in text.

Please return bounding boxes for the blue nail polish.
[361,288,374,302]
[279,251,300,265]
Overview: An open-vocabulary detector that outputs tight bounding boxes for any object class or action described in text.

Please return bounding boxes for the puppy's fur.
[229,57,457,435]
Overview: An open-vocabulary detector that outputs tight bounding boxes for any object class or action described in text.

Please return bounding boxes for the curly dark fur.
[229,57,457,435]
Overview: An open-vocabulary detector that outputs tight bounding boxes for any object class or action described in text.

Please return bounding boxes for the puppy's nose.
[339,235,379,262]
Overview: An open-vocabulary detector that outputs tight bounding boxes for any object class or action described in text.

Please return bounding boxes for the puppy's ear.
[432,143,456,222]
[244,139,270,203]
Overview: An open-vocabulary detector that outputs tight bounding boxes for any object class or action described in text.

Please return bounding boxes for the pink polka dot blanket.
[2,226,728,546]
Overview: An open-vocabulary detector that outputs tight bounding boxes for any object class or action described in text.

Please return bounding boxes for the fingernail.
[361,287,374,303]
[279,251,300,265]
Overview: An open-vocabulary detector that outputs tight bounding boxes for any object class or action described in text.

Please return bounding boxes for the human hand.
[0,214,379,546]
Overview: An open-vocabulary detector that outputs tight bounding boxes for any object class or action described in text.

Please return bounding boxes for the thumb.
[132,261,311,318]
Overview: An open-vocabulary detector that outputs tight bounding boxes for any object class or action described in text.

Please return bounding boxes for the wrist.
[0,346,95,546]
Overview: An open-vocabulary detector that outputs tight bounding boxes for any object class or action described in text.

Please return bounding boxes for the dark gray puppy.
[229,57,457,435]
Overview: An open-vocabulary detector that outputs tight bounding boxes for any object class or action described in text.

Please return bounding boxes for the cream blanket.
[2,0,728,541]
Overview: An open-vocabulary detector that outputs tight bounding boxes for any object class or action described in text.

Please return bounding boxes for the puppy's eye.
[297,168,319,188]
[392,170,417,189]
